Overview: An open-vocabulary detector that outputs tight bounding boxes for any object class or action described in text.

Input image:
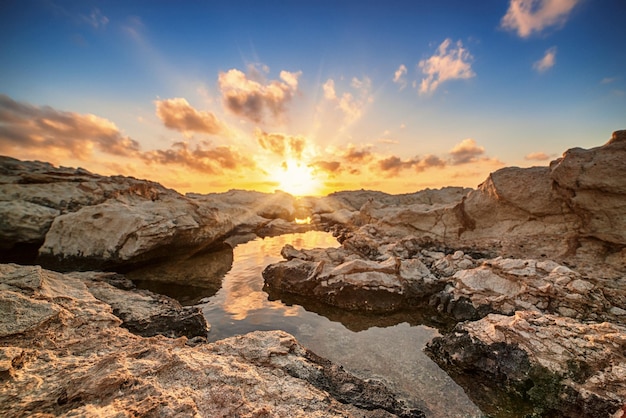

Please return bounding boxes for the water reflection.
[198,231,483,418]
[126,243,233,306]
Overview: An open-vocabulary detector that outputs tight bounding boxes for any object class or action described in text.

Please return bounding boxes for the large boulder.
[0,263,422,418]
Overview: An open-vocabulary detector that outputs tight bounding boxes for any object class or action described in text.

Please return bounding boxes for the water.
[131,231,483,417]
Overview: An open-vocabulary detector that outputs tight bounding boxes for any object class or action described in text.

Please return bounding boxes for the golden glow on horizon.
[271,159,321,196]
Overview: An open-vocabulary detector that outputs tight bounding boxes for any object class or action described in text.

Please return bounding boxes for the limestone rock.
[430,257,615,322]
[426,310,626,417]
[0,263,422,418]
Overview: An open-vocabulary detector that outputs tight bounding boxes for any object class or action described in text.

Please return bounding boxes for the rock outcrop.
[261,131,626,416]
[0,157,313,270]
[0,263,423,418]
[426,311,626,417]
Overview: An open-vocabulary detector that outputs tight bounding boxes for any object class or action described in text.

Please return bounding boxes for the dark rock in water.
[119,305,208,339]
[71,271,210,339]
[426,311,626,417]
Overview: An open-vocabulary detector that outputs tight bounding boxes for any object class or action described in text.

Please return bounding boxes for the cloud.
[322,77,373,123]
[525,151,551,161]
[533,47,557,72]
[418,39,475,95]
[142,142,254,174]
[342,145,374,163]
[376,154,446,177]
[155,98,224,135]
[218,66,301,124]
[393,64,408,89]
[255,129,306,159]
[501,0,579,38]
[601,77,619,84]
[82,8,109,29]
[449,138,485,165]
[0,94,140,159]
[310,160,342,174]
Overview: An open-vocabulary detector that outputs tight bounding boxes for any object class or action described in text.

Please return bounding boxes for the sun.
[272,159,321,196]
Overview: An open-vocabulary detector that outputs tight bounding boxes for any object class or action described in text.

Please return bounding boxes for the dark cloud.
[218,67,301,124]
[377,155,421,176]
[155,98,224,135]
[255,129,305,159]
[0,94,140,159]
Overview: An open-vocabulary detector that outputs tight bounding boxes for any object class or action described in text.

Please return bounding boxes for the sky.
[1,0,625,196]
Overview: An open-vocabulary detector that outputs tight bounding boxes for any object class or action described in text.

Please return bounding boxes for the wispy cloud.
[155,98,225,135]
[0,94,140,159]
[525,151,551,161]
[81,8,109,29]
[322,77,373,124]
[418,39,475,95]
[393,64,408,89]
[533,47,557,72]
[218,65,301,124]
[255,129,306,159]
[501,0,579,38]
[601,77,619,84]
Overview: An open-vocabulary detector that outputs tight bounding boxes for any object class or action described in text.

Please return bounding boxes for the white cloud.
[501,0,579,38]
[418,39,475,95]
[323,77,373,123]
[393,64,408,89]
[533,47,557,72]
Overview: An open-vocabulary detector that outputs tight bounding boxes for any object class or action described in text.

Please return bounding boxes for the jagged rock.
[429,257,618,323]
[69,271,209,338]
[0,263,423,417]
[264,246,446,312]
[426,310,626,417]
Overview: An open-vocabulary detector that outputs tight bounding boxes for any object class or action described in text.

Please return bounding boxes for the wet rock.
[0,263,421,418]
[70,271,209,339]
[426,310,626,417]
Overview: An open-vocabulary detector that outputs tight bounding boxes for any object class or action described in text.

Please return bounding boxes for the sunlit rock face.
[426,311,626,418]
[0,264,423,418]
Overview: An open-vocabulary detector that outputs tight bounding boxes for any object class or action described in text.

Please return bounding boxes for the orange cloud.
[255,129,306,159]
[155,98,225,135]
[448,138,485,165]
[218,67,301,124]
[0,94,140,160]
[525,151,551,161]
[310,160,341,174]
[142,141,255,174]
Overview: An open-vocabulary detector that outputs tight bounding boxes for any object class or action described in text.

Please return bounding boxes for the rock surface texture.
[0,264,422,418]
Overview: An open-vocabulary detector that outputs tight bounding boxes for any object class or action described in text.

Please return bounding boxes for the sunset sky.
[1,0,625,196]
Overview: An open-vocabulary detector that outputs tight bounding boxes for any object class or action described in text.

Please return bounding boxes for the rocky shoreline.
[1,131,625,417]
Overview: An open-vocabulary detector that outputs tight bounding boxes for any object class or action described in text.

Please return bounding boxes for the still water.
[132,231,483,417]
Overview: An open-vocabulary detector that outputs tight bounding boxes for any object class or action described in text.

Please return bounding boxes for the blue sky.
[1,0,625,195]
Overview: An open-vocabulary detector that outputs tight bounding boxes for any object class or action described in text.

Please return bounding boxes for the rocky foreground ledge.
[0,264,421,417]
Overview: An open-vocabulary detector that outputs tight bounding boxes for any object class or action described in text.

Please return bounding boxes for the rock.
[0,263,423,418]
[426,310,626,417]
[550,130,626,245]
[430,257,615,322]
[70,271,209,339]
